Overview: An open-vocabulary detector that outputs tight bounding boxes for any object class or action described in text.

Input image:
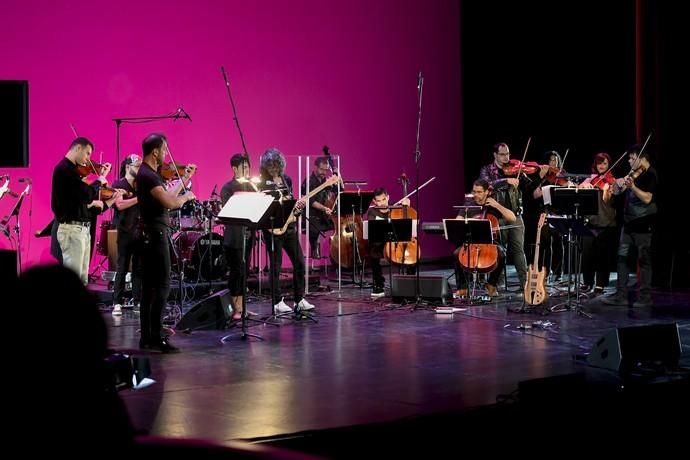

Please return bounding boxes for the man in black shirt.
[454,179,516,297]
[136,133,196,353]
[111,154,142,315]
[301,157,337,259]
[51,137,115,285]
[366,188,410,298]
[603,146,658,308]
[221,153,255,321]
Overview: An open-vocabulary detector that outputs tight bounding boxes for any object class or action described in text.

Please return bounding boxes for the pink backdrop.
[0,0,461,268]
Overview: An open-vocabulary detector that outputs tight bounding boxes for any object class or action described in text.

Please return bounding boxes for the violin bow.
[515,137,531,183]
[392,176,436,206]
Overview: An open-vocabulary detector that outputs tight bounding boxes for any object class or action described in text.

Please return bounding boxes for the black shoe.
[371,286,385,298]
[152,337,180,353]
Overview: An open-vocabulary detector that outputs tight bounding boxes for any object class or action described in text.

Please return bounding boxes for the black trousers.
[140,227,171,344]
[113,231,142,304]
[224,237,254,297]
[581,226,616,288]
[616,228,653,299]
[263,227,305,304]
[307,215,333,255]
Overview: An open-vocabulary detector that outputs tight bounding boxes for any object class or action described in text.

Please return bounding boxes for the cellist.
[453,179,516,297]
[366,188,410,298]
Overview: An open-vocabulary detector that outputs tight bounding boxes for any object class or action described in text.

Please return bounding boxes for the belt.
[61,220,90,228]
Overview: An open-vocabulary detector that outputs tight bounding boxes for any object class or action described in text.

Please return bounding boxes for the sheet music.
[217,192,274,223]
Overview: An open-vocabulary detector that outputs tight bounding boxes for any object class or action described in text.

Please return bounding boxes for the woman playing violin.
[453,179,516,297]
[578,152,617,293]
[603,145,658,308]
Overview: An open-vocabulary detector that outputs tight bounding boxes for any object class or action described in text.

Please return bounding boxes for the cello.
[383,173,419,266]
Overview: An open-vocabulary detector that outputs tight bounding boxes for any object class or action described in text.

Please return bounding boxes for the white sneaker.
[296,298,315,311]
[111,304,123,316]
[274,297,293,314]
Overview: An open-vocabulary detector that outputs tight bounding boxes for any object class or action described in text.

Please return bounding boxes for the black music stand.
[543,187,599,317]
[337,191,375,288]
[1,183,30,274]
[367,217,413,296]
[217,192,281,341]
[444,218,494,302]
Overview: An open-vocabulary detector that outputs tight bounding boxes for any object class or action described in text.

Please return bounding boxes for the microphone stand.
[413,71,425,308]
[220,66,250,156]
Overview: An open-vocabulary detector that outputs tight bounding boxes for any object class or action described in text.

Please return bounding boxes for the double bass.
[383,174,419,266]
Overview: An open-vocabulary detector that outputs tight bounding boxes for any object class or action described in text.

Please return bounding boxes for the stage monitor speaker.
[176,289,232,331]
[587,323,682,372]
[0,80,29,167]
[391,274,452,305]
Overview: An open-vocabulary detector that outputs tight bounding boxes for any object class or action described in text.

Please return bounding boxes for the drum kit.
[170,198,226,281]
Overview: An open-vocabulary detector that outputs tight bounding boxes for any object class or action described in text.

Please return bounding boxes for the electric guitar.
[271,174,340,235]
[524,213,548,305]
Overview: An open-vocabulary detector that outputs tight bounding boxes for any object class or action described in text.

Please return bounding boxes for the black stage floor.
[99,267,690,457]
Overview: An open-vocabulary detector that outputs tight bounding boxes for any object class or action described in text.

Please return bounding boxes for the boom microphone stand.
[413,71,425,308]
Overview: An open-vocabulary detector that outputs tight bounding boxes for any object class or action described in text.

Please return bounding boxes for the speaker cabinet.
[587,323,682,372]
[176,289,232,331]
[391,274,452,305]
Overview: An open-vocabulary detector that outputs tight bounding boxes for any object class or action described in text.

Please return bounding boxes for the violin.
[383,173,419,266]
[543,166,572,186]
[502,159,542,176]
[98,187,132,200]
[158,162,195,181]
[76,161,108,178]
[589,171,616,190]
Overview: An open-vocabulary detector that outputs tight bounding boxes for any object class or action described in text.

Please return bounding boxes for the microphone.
[417,71,422,89]
[176,107,192,122]
[19,178,32,183]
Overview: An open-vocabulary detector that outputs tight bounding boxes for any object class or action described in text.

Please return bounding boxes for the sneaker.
[111,304,123,316]
[602,292,628,306]
[274,297,293,314]
[296,298,316,311]
[371,286,385,298]
[593,286,605,295]
[485,283,498,297]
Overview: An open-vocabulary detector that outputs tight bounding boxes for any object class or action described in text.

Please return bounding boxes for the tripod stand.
[544,186,598,318]
[1,182,30,275]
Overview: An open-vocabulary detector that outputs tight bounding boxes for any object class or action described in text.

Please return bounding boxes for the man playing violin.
[454,179,516,297]
[603,145,658,308]
[136,133,196,352]
[51,137,118,285]
[301,156,338,260]
[111,154,143,315]
[479,142,541,292]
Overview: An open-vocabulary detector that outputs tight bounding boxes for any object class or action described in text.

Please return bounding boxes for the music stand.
[365,217,413,296]
[337,191,375,288]
[216,192,279,341]
[1,184,30,274]
[543,187,599,317]
[444,218,494,302]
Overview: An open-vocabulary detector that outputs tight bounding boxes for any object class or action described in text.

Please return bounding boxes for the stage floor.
[102,267,690,453]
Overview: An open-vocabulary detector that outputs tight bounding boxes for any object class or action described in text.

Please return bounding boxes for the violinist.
[579,152,617,293]
[259,148,316,314]
[367,188,411,298]
[300,157,337,260]
[221,153,256,321]
[111,154,143,315]
[453,179,515,297]
[51,137,117,285]
[479,142,532,291]
[524,150,566,283]
[603,145,658,308]
[136,133,196,353]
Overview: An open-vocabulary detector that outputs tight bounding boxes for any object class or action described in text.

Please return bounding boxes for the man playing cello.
[453,179,516,297]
